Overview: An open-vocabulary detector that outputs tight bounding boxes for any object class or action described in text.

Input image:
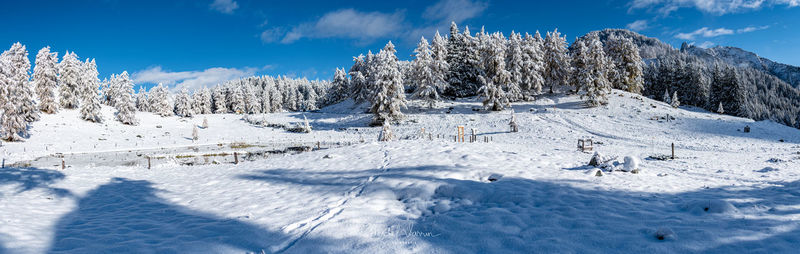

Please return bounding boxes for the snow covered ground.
[2,91,800,253]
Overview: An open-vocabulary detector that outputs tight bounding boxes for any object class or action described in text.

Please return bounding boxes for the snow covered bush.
[378,122,394,142]
[670,91,680,108]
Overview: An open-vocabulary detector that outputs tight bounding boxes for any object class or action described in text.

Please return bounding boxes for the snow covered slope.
[682,44,800,89]
[2,91,800,253]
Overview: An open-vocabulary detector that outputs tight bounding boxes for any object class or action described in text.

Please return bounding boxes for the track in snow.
[271,146,393,253]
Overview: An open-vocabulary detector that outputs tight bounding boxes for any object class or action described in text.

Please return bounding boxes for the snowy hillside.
[2,91,800,253]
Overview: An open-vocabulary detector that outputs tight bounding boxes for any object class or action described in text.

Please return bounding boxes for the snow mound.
[623,156,640,172]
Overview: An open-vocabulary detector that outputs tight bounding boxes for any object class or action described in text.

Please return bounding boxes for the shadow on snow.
[238,164,800,253]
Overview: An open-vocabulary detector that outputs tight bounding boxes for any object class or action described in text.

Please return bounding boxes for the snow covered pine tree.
[368,42,407,126]
[114,71,138,125]
[33,46,59,114]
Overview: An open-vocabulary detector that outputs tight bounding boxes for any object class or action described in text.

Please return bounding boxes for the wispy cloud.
[278,9,406,44]
[422,0,488,24]
[675,25,769,40]
[209,0,238,14]
[626,20,649,31]
[133,66,270,91]
[629,0,797,15]
[675,27,734,40]
[736,25,770,33]
[260,0,488,44]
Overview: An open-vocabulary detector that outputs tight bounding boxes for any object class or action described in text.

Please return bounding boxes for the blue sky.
[1,0,798,90]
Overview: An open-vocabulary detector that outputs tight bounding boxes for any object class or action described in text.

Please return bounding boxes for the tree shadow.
[46,177,287,253]
[0,167,72,197]
[236,164,800,253]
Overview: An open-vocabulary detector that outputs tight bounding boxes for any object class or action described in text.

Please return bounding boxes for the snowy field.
[2,91,800,253]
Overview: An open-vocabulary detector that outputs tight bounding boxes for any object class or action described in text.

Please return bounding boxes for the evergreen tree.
[480,33,512,111]
[717,102,725,114]
[269,84,282,112]
[671,91,681,108]
[58,51,81,109]
[411,37,439,108]
[506,32,525,100]
[0,43,32,141]
[79,59,103,123]
[349,54,369,104]
[299,81,318,111]
[229,83,245,114]
[570,40,590,93]
[261,79,273,113]
[193,87,212,114]
[543,29,571,94]
[244,84,261,114]
[663,89,671,104]
[7,43,39,122]
[445,23,482,97]
[150,83,173,117]
[135,86,149,112]
[114,71,138,124]
[328,68,350,104]
[33,46,59,114]
[174,87,193,117]
[104,74,118,106]
[369,41,407,125]
[711,65,744,116]
[212,85,227,113]
[431,31,450,95]
[578,34,611,107]
[521,32,545,96]
[604,35,644,94]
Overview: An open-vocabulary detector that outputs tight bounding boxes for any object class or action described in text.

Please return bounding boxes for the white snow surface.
[2,91,800,253]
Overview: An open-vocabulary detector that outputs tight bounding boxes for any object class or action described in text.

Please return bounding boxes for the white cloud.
[737,25,769,33]
[276,9,405,44]
[629,0,797,15]
[209,0,238,14]
[675,27,733,40]
[260,28,284,43]
[423,0,488,24]
[675,25,769,40]
[260,0,488,44]
[132,66,267,91]
[626,20,649,31]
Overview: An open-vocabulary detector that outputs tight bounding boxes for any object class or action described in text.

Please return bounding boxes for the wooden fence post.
[147,156,151,169]
[234,152,239,164]
[671,143,675,159]
[61,159,65,170]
